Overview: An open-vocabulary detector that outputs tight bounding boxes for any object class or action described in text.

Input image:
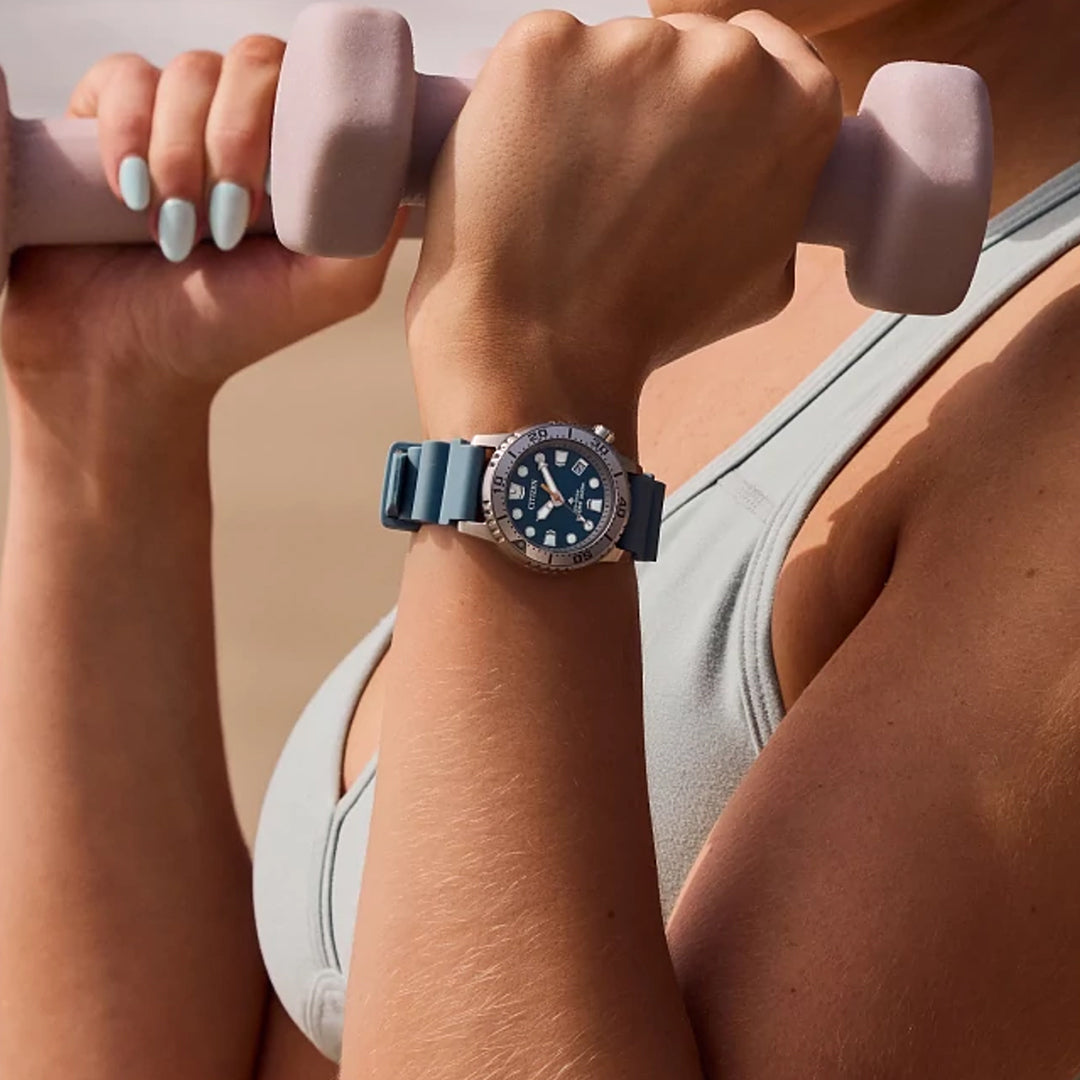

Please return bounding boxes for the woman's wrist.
[408,317,644,458]
[5,366,215,525]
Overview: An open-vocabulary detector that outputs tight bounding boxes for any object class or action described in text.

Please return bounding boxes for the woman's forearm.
[342,391,704,1078]
[0,377,266,1079]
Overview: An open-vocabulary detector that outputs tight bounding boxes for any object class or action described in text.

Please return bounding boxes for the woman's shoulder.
[773,239,1080,707]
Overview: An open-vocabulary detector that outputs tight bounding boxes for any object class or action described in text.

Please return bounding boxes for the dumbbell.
[272,5,993,315]
[0,4,993,316]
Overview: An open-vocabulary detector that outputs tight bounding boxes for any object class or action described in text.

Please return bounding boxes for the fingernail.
[157,198,197,263]
[209,181,251,251]
[118,155,150,212]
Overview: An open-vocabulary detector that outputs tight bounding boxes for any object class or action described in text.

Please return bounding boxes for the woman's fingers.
[658,9,839,145]
[727,9,832,79]
[204,35,285,251]
[147,50,223,262]
[655,11,726,31]
[75,37,285,262]
[67,54,161,213]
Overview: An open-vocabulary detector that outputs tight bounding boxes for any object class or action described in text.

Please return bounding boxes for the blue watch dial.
[484,424,633,572]
[504,443,611,552]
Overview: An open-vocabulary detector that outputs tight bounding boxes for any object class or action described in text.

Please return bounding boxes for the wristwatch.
[380,422,665,571]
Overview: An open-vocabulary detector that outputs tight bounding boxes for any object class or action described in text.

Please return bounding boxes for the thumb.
[273,207,411,340]
[186,208,412,376]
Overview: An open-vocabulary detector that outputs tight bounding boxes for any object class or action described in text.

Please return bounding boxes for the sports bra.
[252,160,1080,1061]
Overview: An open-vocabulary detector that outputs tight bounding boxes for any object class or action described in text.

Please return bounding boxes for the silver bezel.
[480,423,632,572]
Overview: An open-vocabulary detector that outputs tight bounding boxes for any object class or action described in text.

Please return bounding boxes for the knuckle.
[603,17,677,60]
[153,141,204,184]
[108,111,151,146]
[501,10,583,60]
[167,49,223,82]
[722,25,770,78]
[207,123,265,165]
[106,52,158,79]
[69,53,157,116]
[690,25,769,89]
[228,34,286,70]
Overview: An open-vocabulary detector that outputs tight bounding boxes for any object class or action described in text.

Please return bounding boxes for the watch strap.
[381,439,486,532]
[619,471,666,562]
[380,437,665,562]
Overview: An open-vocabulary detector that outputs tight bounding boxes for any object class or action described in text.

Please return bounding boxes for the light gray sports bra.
[253,161,1080,1061]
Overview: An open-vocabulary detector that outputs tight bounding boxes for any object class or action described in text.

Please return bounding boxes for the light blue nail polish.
[157,198,197,263]
[118,155,150,212]
[209,181,251,252]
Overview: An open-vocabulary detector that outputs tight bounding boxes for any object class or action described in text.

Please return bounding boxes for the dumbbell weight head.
[272,3,471,256]
[276,5,993,315]
[805,62,994,314]
[271,4,418,256]
[1,3,991,317]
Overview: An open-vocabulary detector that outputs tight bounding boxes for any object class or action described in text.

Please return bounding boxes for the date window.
[572,458,588,477]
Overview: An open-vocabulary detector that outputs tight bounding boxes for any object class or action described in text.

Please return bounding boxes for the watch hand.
[538,463,565,504]
[536,500,556,522]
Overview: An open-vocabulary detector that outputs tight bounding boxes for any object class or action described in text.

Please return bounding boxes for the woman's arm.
[0,380,267,1079]
[0,34,400,1079]
[341,12,839,1078]
[662,269,1080,1080]
[347,492,705,1078]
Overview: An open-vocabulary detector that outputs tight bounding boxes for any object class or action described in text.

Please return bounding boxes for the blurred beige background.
[0,0,641,840]
[202,249,421,838]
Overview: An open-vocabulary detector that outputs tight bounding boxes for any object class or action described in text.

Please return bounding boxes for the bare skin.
[341,2,1080,1074]
[0,35,397,1080]
[6,0,1080,1077]
[347,0,1080,765]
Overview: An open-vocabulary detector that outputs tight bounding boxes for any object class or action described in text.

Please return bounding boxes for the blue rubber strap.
[381,440,486,532]
[618,472,666,562]
[382,439,664,561]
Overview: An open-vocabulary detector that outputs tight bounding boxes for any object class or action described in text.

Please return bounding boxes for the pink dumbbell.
[0,3,993,315]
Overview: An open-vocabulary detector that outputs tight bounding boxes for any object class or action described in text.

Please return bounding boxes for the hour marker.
[509,483,525,500]
[584,521,595,532]
[554,450,569,467]
[566,533,578,545]
[588,478,601,489]
[588,498,603,513]
[543,531,557,547]
[517,466,529,478]
[525,526,536,538]
[512,509,523,520]
[572,458,588,477]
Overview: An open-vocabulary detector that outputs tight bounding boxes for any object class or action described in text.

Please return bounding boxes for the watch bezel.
[481,423,632,572]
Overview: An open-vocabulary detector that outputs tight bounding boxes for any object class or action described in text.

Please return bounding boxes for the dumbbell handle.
[1,68,471,251]
[7,57,993,317]
[6,77,870,253]
[5,113,272,250]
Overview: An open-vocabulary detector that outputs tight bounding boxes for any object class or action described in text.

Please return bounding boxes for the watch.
[380,422,665,571]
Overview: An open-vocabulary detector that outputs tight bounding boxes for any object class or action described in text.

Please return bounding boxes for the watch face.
[484,424,632,571]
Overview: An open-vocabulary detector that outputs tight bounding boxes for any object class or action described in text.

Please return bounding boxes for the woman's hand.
[1,35,404,407]
[407,10,840,439]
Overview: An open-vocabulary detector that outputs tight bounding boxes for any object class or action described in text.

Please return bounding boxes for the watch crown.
[593,425,617,445]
